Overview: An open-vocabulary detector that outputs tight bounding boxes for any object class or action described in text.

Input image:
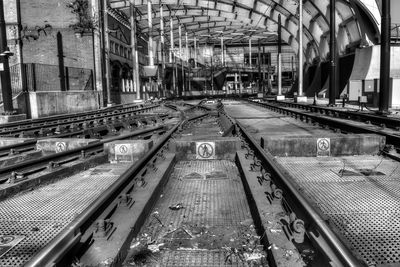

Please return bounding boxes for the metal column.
[379,0,391,113]
[249,38,252,67]
[160,5,165,97]
[278,14,282,96]
[0,0,14,113]
[170,18,175,95]
[329,0,336,106]
[298,0,304,97]
[130,5,140,100]
[179,24,184,95]
[194,37,197,67]
[220,37,224,66]
[147,1,154,66]
[56,32,66,91]
[258,39,262,93]
[103,0,111,105]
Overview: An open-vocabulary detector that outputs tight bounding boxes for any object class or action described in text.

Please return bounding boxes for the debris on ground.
[168,203,185,210]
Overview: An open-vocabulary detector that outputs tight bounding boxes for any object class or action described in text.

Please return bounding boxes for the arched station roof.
[109,0,381,62]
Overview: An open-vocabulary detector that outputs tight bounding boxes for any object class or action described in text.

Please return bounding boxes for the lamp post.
[0,0,14,114]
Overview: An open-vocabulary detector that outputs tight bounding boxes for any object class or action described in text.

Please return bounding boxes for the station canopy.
[109,0,381,61]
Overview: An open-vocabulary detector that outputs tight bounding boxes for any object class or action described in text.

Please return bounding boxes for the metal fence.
[23,63,93,92]
[4,63,94,102]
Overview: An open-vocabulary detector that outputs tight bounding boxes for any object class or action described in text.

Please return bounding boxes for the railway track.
[217,104,363,267]
[0,103,369,266]
[248,99,400,152]
[0,104,165,138]
[271,100,400,131]
[18,112,209,267]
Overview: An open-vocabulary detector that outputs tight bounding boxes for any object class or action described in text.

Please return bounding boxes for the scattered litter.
[130,241,141,249]
[169,203,185,210]
[284,249,295,259]
[270,228,283,234]
[268,244,280,250]
[244,251,265,262]
[148,243,164,253]
[100,258,114,265]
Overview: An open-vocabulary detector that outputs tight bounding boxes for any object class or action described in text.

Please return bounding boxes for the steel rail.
[0,103,144,129]
[25,112,210,267]
[0,113,169,155]
[236,121,363,267]
[249,100,400,146]
[0,104,162,136]
[0,126,165,179]
[270,100,400,130]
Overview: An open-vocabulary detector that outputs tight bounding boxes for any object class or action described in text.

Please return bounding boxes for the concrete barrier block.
[261,134,385,157]
[104,140,153,163]
[171,137,240,160]
[0,137,34,146]
[36,138,99,153]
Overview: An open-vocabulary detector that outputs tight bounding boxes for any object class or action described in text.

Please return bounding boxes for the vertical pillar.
[263,46,266,94]
[103,0,112,105]
[0,0,13,113]
[267,52,271,92]
[234,73,238,93]
[291,55,295,84]
[220,36,224,66]
[329,0,336,106]
[179,24,184,95]
[249,38,252,66]
[130,5,140,99]
[186,32,191,92]
[379,0,391,113]
[298,0,304,98]
[170,18,174,64]
[293,1,307,102]
[56,32,66,92]
[185,32,188,61]
[239,71,243,94]
[194,37,197,67]
[170,18,175,95]
[277,14,282,97]
[160,5,165,97]
[147,1,154,66]
[258,39,262,93]
[211,45,214,95]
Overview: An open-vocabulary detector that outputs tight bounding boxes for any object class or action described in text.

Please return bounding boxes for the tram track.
[0,104,165,138]
[248,99,400,151]
[21,112,209,267]
[0,103,368,267]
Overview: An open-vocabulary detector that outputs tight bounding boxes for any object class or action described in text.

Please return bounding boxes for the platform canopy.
[109,0,382,62]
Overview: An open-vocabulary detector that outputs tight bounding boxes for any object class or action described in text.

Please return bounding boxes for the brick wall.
[20,0,76,28]
[14,0,95,91]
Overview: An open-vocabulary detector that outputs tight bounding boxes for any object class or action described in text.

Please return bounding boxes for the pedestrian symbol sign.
[196,142,215,159]
[317,138,330,157]
[55,142,66,153]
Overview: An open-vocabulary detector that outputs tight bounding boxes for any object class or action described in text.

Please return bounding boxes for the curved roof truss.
[109,0,376,62]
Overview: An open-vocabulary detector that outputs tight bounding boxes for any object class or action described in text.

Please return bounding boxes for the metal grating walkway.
[277,156,400,266]
[133,160,263,266]
[0,164,130,266]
